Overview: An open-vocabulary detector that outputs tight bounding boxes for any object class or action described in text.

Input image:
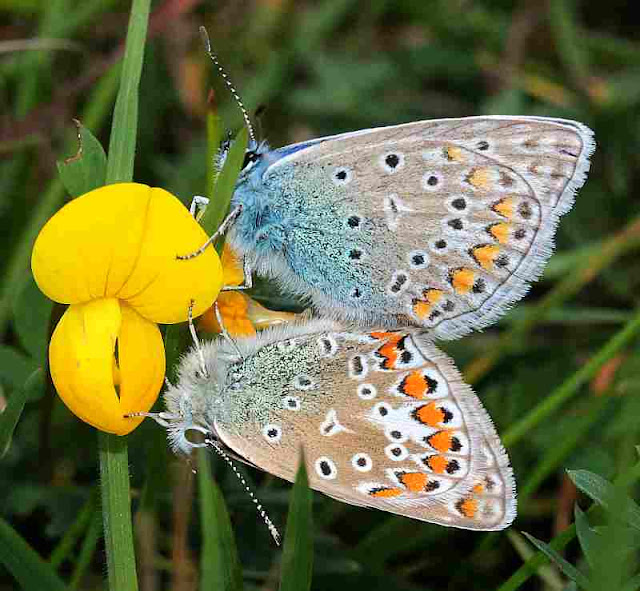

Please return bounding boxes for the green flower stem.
[98,0,150,589]
[99,432,138,591]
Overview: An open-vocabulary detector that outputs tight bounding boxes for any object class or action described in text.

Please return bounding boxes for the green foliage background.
[1,1,640,590]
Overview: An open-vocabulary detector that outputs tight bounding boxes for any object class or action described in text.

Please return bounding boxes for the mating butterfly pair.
[161,116,594,531]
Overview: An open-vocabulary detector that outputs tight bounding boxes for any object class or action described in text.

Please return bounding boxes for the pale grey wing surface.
[213,323,516,530]
[259,117,594,339]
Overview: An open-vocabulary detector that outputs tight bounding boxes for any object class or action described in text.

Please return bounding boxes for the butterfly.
[221,116,594,339]
[161,320,516,531]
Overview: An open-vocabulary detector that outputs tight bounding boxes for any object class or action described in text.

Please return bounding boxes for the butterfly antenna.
[206,437,281,545]
[199,26,256,144]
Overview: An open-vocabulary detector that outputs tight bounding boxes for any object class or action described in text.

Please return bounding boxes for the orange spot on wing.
[473,483,485,494]
[398,472,429,492]
[467,167,492,190]
[456,497,478,518]
[370,487,403,498]
[412,289,443,320]
[401,371,429,399]
[492,197,514,219]
[471,245,500,270]
[412,300,431,320]
[451,268,475,294]
[426,455,448,474]
[488,222,510,244]
[415,402,446,427]
[370,331,402,342]
[427,430,453,452]
[377,342,399,369]
[445,146,464,162]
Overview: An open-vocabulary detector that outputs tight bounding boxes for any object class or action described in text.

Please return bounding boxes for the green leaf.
[568,470,640,531]
[12,276,54,362]
[56,121,107,198]
[0,368,41,457]
[200,127,249,253]
[620,572,640,591]
[0,516,69,591]
[0,346,40,393]
[197,449,243,591]
[574,505,601,570]
[279,452,313,591]
[522,532,592,590]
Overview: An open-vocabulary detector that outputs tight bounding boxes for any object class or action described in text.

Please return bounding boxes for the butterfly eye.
[183,426,209,446]
[242,150,260,170]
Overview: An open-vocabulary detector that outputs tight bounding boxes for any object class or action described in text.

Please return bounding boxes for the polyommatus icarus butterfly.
[163,320,516,530]
[225,116,594,339]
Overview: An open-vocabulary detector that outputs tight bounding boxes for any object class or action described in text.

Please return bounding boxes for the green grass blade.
[197,449,243,591]
[56,122,107,198]
[49,491,98,568]
[503,307,640,447]
[104,0,150,184]
[0,517,69,591]
[574,506,600,571]
[279,453,313,591]
[522,532,592,590]
[567,470,640,531]
[0,368,41,457]
[199,127,248,251]
[70,509,102,589]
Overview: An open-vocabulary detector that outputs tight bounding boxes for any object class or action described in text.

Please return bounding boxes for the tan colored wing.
[215,326,516,530]
[265,116,594,339]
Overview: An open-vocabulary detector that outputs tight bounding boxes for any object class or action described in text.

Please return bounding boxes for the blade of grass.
[49,490,98,568]
[522,532,592,590]
[197,448,243,591]
[70,509,102,589]
[199,127,248,253]
[105,0,149,184]
[497,461,640,591]
[0,517,69,591]
[279,453,313,591]
[502,306,640,447]
[574,506,600,571]
[0,368,41,457]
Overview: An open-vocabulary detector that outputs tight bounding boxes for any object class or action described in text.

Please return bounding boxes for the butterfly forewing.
[213,321,515,530]
[234,116,594,339]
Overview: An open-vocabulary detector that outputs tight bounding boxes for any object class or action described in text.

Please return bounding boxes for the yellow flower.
[32,183,223,435]
[199,243,298,337]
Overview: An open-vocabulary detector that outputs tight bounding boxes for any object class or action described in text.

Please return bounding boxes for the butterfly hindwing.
[212,321,516,530]
[229,116,594,339]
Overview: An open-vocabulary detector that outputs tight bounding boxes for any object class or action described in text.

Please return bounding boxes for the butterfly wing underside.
[214,325,516,530]
[257,117,594,339]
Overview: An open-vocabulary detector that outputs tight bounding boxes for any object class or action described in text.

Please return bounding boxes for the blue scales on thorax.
[229,146,385,310]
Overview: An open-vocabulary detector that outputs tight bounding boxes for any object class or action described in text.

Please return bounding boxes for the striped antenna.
[199,26,256,143]
[206,437,281,545]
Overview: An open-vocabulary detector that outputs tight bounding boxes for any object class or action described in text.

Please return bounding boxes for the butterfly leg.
[188,299,209,377]
[222,255,254,291]
[189,195,210,217]
[214,301,245,360]
[177,204,242,260]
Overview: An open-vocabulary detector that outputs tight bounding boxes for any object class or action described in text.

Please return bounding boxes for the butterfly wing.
[213,321,516,530]
[230,116,594,339]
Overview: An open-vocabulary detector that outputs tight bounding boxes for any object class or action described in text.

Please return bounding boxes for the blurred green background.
[1,1,640,590]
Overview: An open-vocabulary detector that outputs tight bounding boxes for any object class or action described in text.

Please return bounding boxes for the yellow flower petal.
[49,298,164,435]
[32,183,223,324]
